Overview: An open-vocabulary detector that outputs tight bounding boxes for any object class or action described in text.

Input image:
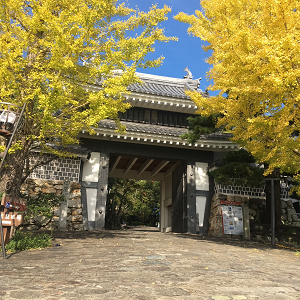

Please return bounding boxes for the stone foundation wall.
[208,194,250,237]
[209,193,300,237]
[21,178,84,231]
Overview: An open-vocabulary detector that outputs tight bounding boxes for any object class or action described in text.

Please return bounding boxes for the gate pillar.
[95,152,109,229]
[186,162,197,234]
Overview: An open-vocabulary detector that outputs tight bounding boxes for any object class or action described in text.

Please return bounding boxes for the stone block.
[281,214,287,221]
[72,223,85,231]
[249,209,256,217]
[71,189,81,195]
[70,182,81,190]
[234,196,242,202]
[227,195,235,202]
[67,222,73,231]
[70,192,81,198]
[26,225,40,231]
[287,207,296,216]
[41,188,57,194]
[72,208,82,216]
[72,215,83,222]
[216,193,228,201]
[281,200,287,209]
[68,199,82,208]
[241,196,249,203]
[44,223,58,231]
[33,179,46,187]
[41,182,53,188]
[33,216,51,227]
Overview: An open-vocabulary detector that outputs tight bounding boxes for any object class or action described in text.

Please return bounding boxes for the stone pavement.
[0,227,300,300]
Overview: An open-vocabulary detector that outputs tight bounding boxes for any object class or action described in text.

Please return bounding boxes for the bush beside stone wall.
[21,178,84,231]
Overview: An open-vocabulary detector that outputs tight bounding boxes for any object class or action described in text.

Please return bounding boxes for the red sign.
[1,194,27,212]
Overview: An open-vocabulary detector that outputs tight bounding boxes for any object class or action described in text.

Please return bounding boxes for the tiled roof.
[127,72,209,99]
[98,119,186,137]
[98,120,231,141]
[42,143,91,158]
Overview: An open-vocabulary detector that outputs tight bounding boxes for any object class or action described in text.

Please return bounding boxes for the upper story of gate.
[80,71,239,152]
[124,71,207,113]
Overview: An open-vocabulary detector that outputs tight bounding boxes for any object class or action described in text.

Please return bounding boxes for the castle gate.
[78,72,238,234]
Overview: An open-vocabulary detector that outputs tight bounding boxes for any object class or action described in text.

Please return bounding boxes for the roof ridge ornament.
[183,66,193,79]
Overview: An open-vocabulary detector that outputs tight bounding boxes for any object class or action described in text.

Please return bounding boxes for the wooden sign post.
[0,194,27,246]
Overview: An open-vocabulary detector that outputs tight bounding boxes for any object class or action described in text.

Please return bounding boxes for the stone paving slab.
[0,228,300,300]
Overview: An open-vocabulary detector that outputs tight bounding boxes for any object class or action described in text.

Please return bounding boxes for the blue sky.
[123,0,212,92]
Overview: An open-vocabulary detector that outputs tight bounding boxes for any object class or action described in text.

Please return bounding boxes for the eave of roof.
[79,120,238,152]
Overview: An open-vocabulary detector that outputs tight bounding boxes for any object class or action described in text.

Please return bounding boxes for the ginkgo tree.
[0,0,175,196]
[175,0,300,191]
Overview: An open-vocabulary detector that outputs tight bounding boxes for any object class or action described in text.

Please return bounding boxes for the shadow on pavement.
[14,226,298,254]
[172,232,299,253]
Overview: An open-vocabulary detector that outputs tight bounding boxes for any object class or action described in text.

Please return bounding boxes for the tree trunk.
[0,136,31,197]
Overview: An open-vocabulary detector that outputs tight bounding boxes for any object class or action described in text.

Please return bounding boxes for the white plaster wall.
[195,162,209,191]
[82,152,100,182]
[160,174,173,232]
[86,188,97,222]
[196,195,207,227]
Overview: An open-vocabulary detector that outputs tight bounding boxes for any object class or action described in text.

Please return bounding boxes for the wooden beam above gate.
[151,160,170,177]
[124,157,138,175]
[137,159,154,176]
[109,155,180,180]
[109,156,121,175]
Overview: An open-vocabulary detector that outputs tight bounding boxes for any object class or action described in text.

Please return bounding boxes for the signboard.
[1,212,24,227]
[221,201,244,235]
[1,194,27,212]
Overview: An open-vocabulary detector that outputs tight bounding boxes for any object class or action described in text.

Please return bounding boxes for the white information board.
[221,201,244,235]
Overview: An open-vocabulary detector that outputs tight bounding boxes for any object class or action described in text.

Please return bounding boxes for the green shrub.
[21,191,65,220]
[4,230,52,252]
[208,149,264,188]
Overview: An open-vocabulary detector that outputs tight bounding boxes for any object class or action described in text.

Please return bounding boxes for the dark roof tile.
[97,120,231,141]
[127,73,209,99]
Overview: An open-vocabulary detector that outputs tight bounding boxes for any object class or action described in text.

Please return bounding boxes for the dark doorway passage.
[105,178,160,230]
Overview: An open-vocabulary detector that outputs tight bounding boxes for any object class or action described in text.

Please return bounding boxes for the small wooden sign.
[1,193,27,212]
[1,212,24,227]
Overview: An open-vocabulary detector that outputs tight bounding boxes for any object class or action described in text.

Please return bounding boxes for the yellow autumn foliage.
[176,0,300,190]
[0,0,175,150]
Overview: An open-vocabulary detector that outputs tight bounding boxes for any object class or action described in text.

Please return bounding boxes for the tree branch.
[292,149,300,156]
[21,155,57,184]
